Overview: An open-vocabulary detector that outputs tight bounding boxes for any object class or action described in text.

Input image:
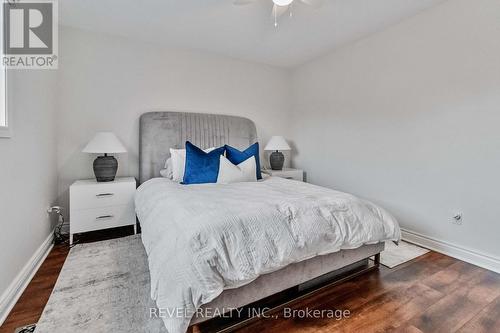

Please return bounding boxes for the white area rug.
[379,240,430,268]
[34,235,167,333]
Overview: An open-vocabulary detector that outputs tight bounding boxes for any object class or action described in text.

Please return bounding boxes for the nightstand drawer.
[70,182,135,210]
[70,205,135,234]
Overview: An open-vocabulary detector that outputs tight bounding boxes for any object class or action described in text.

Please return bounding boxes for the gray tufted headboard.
[139,112,258,184]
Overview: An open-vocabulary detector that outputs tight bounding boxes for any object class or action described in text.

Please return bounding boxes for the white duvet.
[135,177,400,333]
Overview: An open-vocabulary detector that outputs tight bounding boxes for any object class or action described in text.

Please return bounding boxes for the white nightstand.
[69,177,137,245]
[262,168,304,182]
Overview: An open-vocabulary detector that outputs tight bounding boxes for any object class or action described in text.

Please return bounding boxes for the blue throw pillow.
[182,141,225,185]
[225,142,262,180]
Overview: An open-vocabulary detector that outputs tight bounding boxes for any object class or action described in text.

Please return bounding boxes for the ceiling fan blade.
[271,4,289,18]
[299,0,323,7]
[233,0,257,5]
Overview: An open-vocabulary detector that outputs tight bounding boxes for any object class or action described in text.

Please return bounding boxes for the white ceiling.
[60,0,447,68]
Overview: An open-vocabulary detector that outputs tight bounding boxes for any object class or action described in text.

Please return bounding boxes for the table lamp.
[264,136,291,170]
[82,132,127,182]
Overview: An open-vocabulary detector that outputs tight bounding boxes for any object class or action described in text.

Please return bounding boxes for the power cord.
[47,206,77,247]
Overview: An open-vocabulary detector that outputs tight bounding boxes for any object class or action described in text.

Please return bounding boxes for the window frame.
[0,2,11,138]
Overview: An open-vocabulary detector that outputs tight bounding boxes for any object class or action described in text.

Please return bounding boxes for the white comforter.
[135,177,400,333]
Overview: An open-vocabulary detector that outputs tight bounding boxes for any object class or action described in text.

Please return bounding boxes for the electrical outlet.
[452,213,463,225]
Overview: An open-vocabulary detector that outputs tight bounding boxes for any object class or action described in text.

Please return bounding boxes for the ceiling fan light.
[273,0,293,6]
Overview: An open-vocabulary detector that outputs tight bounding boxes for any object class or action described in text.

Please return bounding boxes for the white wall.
[57,27,292,215]
[0,70,58,314]
[290,0,500,262]
[4,2,500,313]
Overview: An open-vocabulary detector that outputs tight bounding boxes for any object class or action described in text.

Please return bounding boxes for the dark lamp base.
[93,155,118,182]
[270,151,285,170]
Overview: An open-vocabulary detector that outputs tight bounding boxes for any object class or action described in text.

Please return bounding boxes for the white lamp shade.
[273,0,294,6]
[264,136,291,151]
[82,132,127,154]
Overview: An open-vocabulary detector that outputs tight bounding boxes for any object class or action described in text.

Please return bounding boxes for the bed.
[136,112,401,333]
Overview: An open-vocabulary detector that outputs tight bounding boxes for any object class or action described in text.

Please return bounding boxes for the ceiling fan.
[234,0,323,27]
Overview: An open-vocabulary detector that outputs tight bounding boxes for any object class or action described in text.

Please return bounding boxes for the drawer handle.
[96,215,114,220]
[96,193,114,198]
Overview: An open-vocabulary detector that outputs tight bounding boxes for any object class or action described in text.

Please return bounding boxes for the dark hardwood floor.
[1,228,499,333]
[0,227,134,333]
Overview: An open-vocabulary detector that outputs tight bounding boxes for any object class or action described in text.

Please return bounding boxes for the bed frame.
[139,112,384,332]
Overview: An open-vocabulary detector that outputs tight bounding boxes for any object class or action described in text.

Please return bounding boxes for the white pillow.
[160,158,173,179]
[170,147,215,182]
[217,155,257,184]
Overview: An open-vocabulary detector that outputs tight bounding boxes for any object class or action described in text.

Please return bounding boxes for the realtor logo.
[2,0,58,69]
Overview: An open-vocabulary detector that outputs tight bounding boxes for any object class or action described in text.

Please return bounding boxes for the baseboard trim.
[401,228,500,274]
[0,231,54,325]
